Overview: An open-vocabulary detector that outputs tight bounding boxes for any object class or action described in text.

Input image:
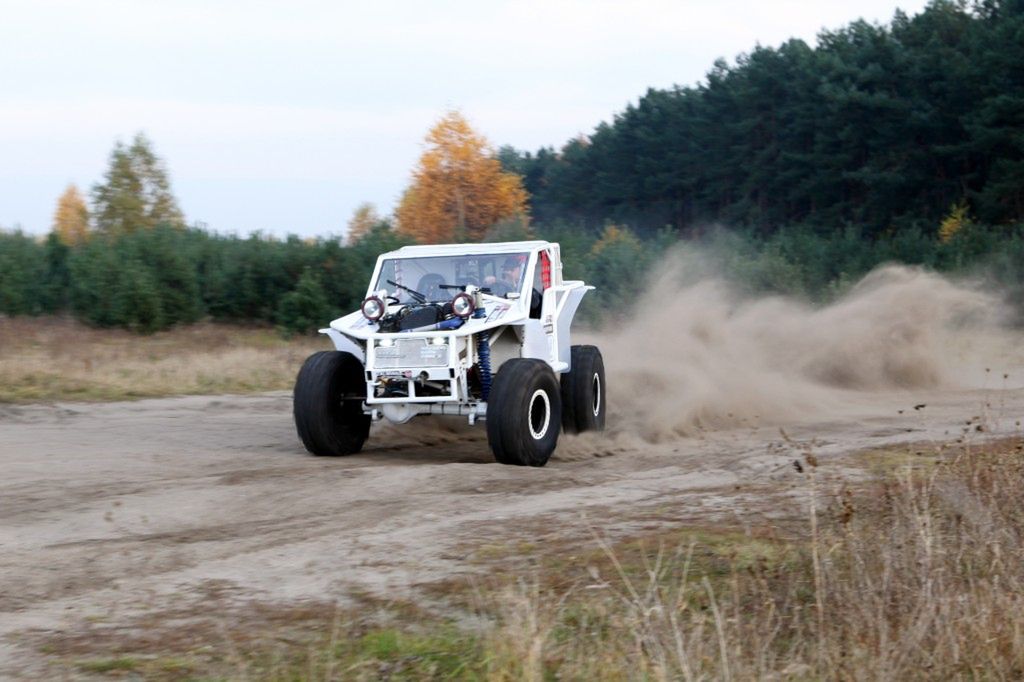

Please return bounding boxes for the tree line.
[0,223,409,334]
[5,215,1021,334]
[3,0,1024,334]
[499,0,1024,237]
[0,115,535,334]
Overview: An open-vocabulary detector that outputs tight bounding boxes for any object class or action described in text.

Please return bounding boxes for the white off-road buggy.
[293,240,605,466]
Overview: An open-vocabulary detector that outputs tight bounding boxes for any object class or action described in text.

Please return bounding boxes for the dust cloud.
[587,254,1016,444]
[369,254,1017,451]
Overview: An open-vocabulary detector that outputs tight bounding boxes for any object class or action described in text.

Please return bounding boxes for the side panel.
[520,319,550,363]
[487,327,523,375]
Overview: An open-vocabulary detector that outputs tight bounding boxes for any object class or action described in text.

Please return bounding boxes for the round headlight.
[361,296,385,322]
[451,292,475,319]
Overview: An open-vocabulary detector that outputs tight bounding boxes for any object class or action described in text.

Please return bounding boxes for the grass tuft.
[76,656,140,673]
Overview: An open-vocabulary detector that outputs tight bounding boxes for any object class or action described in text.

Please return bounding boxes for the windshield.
[374,253,529,304]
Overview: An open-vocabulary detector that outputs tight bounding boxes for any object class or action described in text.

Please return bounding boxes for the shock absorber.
[474,302,492,401]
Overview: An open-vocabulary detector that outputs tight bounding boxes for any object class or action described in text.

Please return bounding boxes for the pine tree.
[276,267,332,335]
[92,133,184,234]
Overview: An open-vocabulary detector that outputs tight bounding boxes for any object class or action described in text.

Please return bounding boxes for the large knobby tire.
[561,345,606,434]
[487,359,562,467]
[293,351,371,456]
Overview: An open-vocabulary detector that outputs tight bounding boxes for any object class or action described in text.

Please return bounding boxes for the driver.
[486,256,523,297]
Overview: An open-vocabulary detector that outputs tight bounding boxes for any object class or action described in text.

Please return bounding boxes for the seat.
[416,274,445,302]
[530,288,542,318]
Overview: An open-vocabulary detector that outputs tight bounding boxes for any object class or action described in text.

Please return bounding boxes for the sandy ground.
[1,382,1022,677]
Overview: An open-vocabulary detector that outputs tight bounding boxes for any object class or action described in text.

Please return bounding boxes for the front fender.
[319,328,366,364]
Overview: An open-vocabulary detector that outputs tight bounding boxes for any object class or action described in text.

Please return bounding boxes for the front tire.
[487,359,562,466]
[293,351,371,456]
[561,345,606,434]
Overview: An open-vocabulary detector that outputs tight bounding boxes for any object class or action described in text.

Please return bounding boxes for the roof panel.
[380,240,550,259]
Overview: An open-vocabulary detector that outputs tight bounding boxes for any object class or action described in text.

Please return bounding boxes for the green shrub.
[276,267,332,336]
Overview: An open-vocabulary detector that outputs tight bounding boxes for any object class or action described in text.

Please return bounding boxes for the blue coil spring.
[474,308,492,401]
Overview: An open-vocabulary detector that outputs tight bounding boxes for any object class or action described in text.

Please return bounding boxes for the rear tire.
[293,351,371,456]
[561,345,606,434]
[487,359,562,466]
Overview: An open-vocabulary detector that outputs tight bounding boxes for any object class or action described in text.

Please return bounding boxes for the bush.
[68,226,200,331]
[0,231,49,316]
[276,268,332,336]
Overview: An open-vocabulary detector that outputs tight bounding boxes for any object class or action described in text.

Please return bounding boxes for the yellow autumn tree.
[396,111,528,243]
[346,202,380,245]
[51,184,90,245]
[938,199,970,243]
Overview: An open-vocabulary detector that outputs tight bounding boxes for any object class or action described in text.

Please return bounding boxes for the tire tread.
[560,345,606,434]
[487,359,561,466]
[293,351,371,456]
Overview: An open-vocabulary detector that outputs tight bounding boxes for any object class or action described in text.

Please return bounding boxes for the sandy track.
[1,383,1022,676]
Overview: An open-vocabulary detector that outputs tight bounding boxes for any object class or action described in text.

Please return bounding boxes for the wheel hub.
[528,389,551,440]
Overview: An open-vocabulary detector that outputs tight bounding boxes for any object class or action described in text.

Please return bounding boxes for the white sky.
[0,0,930,238]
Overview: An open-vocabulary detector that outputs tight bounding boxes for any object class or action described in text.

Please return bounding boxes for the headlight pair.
[360,292,476,322]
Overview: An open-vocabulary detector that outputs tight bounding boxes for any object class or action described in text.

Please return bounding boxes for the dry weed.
[480,438,1024,680]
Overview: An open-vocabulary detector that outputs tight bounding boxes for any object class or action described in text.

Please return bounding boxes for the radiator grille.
[375,338,448,368]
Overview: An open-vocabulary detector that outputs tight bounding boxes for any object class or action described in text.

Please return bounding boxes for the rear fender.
[555,286,591,370]
[521,284,592,372]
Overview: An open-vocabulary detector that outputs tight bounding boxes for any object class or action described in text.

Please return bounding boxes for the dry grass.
[0,316,324,402]
[33,437,1024,680]
[475,436,1024,681]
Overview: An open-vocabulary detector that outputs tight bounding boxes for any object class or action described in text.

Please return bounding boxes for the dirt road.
[2,381,1022,676]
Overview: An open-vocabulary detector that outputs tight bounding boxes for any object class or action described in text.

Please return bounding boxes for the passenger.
[485,257,523,298]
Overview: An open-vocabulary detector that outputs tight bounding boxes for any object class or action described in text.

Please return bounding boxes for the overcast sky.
[1,0,930,238]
